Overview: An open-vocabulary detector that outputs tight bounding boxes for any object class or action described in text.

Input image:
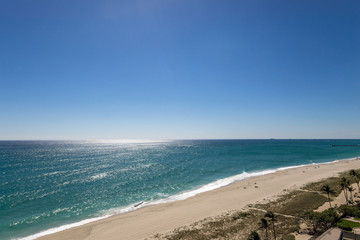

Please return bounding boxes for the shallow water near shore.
[1,139,360,240]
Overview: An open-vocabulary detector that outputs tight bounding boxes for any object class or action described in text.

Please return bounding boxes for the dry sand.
[38,158,360,240]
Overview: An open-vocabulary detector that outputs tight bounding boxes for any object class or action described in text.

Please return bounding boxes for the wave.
[16,156,358,240]
[90,173,108,180]
[14,216,110,240]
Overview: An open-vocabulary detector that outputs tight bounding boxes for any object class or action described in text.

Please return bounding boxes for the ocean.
[1,139,360,240]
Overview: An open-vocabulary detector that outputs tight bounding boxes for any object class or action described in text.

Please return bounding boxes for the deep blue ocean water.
[1,139,360,240]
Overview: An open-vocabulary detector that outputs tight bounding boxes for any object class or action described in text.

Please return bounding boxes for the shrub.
[302,209,339,232]
[318,208,339,229]
[247,231,260,240]
[338,205,360,218]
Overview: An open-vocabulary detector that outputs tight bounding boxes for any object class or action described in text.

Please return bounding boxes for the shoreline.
[26,157,360,240]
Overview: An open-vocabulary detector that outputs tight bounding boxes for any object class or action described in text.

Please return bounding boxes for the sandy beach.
[38,158,360,240]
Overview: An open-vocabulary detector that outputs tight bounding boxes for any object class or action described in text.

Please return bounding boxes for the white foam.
[52,207,70,215]
[18,156,359,240]
[14,215,110,240]
[91,173,108,180]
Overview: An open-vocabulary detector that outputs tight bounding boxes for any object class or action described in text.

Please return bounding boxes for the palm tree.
[259,218,269,240]
[265,211,276,240]
[321,185,335,208]
[356,172,360,193]
[340,177,350,204]
[248,231,261,240]
[350,170,360,192]
[348,186,355,203]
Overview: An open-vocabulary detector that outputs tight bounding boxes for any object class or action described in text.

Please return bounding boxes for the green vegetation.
[303,170,356,195]
[302,208,339,233]
[338,204,360,218]
[303,176,343,194]
[337,219,360,231]
[255,191,328,217]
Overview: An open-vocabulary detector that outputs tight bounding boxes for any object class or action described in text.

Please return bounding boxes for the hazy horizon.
[1,138,360,142]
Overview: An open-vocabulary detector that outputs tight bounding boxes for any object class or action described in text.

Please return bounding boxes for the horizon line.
[1,138,360,141]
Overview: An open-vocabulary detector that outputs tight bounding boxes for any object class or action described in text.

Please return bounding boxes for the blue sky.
[1,0,359,140]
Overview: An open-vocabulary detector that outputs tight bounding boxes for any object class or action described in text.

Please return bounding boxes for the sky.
[0,0,359,140]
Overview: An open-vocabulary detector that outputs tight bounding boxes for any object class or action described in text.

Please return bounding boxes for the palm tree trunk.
[265,228,268,240]
[328,193,332,208]
[343,189,349,204]
[272,221,276,240]
[347,190,351,203]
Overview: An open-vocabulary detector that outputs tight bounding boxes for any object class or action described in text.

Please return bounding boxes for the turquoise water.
[1,139,360,239]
